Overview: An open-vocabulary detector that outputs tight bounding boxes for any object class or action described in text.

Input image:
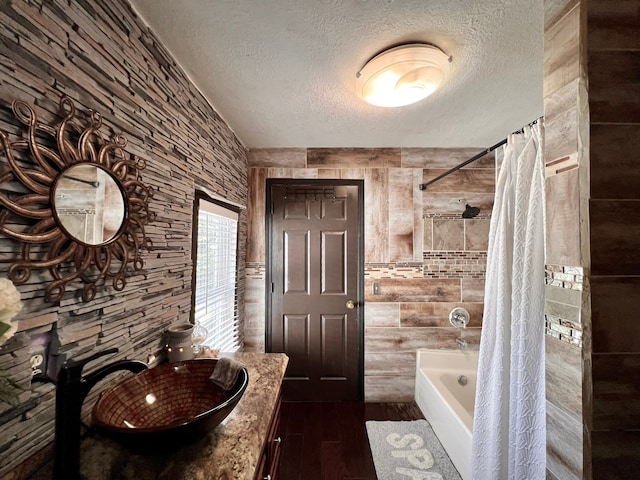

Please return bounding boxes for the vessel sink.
[92,358,248,448]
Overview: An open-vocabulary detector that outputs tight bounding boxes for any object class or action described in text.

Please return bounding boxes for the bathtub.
[415,348,478,480]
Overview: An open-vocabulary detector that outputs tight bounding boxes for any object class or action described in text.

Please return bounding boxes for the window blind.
[194,198,239,352]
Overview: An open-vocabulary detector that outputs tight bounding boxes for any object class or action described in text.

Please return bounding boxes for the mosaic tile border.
[545,314,582,346]
[422,251,487,279]
[250,262,429,280]
[365,263,424,279]
[545,265,584,346]
[545,265,583,291]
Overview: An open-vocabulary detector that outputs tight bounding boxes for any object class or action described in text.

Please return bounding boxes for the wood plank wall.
[246,148,494,401]
[0,1,247,477]
[587,1,640,478]
[543,0,588,479]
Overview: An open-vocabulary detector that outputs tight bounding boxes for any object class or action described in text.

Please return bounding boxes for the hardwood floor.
[277,401,424,480]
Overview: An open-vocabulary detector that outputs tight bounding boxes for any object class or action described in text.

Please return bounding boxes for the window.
[193,196,240,352]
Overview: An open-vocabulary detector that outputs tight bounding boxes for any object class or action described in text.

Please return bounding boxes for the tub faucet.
[456,337,467,350]
[53,347,148,480]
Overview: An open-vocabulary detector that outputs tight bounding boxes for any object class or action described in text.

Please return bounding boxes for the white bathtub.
[415,349,478,480]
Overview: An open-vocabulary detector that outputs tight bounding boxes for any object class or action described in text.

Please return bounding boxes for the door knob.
[346,300,355,310]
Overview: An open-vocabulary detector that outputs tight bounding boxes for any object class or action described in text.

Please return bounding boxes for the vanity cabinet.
[34,353,291,480]
[255,393,282,480]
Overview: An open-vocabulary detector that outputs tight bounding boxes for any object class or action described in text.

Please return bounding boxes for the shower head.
[462,204,480,219]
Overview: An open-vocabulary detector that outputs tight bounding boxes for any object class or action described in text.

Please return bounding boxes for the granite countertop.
[79,352,288,480]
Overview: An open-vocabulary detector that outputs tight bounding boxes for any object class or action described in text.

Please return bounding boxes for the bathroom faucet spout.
[456,337,467,350]
[53,348,147,480]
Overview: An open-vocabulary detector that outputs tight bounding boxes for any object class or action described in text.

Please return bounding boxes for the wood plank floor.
[277,402,424,480]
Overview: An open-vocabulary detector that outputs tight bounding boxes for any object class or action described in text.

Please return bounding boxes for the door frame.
[264,178,365,400]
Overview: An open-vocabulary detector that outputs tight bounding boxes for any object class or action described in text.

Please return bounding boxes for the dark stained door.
[267,181,363,401]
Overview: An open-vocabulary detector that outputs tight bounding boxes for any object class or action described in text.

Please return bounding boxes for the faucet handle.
[60,347,119,382]
[449,307,470,329]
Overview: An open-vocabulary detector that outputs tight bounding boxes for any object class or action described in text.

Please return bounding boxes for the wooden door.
[267,181,363,401]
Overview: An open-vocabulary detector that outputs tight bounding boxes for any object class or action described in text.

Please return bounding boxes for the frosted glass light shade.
[356,44,450,107]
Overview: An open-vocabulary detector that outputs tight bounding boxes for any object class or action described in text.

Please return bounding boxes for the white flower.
[0,278,22,346]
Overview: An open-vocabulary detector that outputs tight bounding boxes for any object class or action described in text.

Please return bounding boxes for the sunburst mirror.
[0,96,154,303]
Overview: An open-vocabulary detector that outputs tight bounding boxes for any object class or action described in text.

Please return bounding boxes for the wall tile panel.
[423,217,433,251]
[365,327,479,352]
[590,125,640,200]
[307,148,400,168]
[433,219,464,250]
[545,0,579,29]
[421,169,495,193]
[317,168,341,179]
[546,336,582,422]
[589,50,640,124]
[544,4,581,97]
[364,169,389,263]
[365,375,415,402]
[388,168,416,262]
[365,352,417,376]
[364,278,460,303]
[461,278,485,302]
[544,79,579,165]
[545,169,581,266]
[364,303,400,328]
[464,219,490,251]
[246,148,306,167]
[545,284,583,308]
[588,0,640,50]
[590,200,640,275]
[592,431,640,479]
[247,168,267,263]
[591,277,640,353]
[401,148,495,169]
[592,353,640,430]
[546,400,583,480]
[545,298,581,326]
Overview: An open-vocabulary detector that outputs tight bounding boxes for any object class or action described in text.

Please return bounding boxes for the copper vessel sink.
[92,359,248,448]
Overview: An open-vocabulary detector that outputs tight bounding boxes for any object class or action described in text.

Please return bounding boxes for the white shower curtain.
[471,123,546,480]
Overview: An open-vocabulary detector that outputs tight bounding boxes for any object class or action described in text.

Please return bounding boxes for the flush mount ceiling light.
[356,43,451,108]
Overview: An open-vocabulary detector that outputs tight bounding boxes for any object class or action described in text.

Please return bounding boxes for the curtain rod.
[418,117,542,191]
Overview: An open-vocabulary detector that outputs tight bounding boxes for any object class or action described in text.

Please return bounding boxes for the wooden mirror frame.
[0,96,154,303]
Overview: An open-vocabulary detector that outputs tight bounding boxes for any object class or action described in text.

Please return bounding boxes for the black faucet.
[53,347,148,480]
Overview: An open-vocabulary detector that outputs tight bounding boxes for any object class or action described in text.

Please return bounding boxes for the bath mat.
[366,419,462,480]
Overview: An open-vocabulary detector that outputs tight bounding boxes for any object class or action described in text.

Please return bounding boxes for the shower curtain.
[471,123,546,480]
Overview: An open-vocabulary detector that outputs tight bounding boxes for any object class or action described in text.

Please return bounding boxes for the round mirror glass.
[53,164,126,245]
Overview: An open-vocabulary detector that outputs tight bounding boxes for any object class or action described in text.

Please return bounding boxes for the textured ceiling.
[129,0,543,149]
